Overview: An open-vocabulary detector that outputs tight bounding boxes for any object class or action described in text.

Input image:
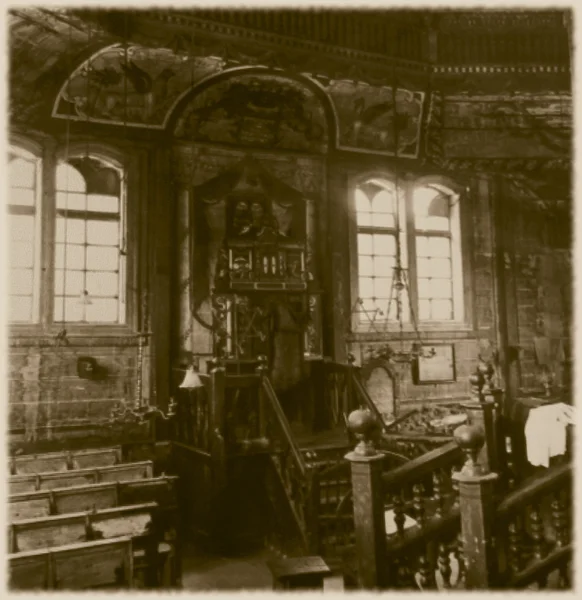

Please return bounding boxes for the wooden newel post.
[210,359,227,491]
[256,355,268,439]
[452,424,499,590]
[345,408,385,589]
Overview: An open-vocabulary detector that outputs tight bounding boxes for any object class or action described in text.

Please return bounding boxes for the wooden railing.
[346,404,573,590]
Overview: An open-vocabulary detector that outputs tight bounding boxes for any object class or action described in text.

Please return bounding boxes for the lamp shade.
[179,366,203,389]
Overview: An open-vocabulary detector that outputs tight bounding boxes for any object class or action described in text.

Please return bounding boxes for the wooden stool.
[267,556,331,590]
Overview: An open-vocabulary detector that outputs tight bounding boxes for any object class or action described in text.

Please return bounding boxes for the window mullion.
[404,179,418,321]
[40,142,57,327]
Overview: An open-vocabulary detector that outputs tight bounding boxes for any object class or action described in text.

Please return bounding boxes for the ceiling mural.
[52,43,225,128]
[174,74,328,153]
[427,92,571,160]
[326,80,425,158]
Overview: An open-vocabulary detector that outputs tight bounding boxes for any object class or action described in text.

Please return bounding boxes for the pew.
[9,502,177,587]
[9,536,133,590]
[9,446,122,474]
[9,475,178,521]
[9,460,154,494]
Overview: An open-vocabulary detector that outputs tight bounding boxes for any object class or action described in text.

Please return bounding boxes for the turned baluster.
[530,505,547,561]
[393,494,406,535]
[551,493,568,548]
[412,484,425,527]
[454,531,465,582]
[437,542,452,589]
[451,466,460,508]
[507,521,523,575]
[433,470,444,518]
[417,554,435,589]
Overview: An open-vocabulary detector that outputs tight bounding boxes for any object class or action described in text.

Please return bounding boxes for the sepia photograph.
[5,3,574,593]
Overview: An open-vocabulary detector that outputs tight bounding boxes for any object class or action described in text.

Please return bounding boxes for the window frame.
[7,137,137,335]
[348,171,473,335]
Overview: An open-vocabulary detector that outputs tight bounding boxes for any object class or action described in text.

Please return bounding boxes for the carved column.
[177,186,194,361]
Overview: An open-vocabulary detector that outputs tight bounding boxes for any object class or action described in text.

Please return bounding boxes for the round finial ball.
[453,424,485,452]
[347,408,378,438]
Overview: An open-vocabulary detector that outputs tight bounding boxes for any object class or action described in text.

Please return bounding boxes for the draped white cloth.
[525,402,574,468]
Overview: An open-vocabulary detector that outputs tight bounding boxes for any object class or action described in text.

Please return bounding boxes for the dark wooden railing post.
[345,408,386,589]
[256,355,268,439]
[210,359,227,490]
[452,424,499,590]
[346,353,356,415]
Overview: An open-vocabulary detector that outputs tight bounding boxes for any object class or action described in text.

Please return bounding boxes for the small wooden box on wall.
[412,344,456,384]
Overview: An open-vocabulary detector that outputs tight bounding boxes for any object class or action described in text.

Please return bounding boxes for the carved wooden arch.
[359,357,400,418]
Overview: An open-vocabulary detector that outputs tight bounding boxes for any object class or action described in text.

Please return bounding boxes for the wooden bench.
[9,475,178,521]
[9,460,154,494]
[9,502,177,587]
[9,536,133,590]
[9,446,122,475]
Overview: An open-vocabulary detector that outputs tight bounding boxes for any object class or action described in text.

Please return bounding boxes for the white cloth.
[384,508,417,536]
[524,403,574,468]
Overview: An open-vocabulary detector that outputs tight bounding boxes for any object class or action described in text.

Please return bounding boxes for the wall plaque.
[413,344,456,384]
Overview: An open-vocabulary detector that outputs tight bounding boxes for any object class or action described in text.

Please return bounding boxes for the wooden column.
[345,409,386,589]
[453,425,499,590]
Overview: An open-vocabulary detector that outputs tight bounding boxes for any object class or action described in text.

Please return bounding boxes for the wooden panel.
[11,454,68,474]
[10,477,40,494]
[53,483,118,514]
[98,461,154,483]
[9,496,51,521]
[52,537,133,590]
[118,477,178,507]
[41,471,98,490]
[89,503,157,540]
[8,548,49,590]
[72,447,122,469]
[13,516,87,552]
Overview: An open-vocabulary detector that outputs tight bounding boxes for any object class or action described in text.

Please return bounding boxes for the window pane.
[10,157,35,189]
[55,243,85,270]
[416,215,450,232]
[418,299,431,320]
[416,236,430,257]
[370,212,394,228]
[373,256,395,276]
[430,258,452,278]
[359,277,374,299]
[428,237,451,258]
[417,258,431,277]
[87,220,120,246]
[86,271,119,297]
[56,163,86,192]
[418,278,431,298]
[429,279,453,299]
[85,299,119,323]
[359,297,377,314]
[56,218,86,244]
[357,233,373,255]
[55,269,85,296]
[86,246,119,271]
[432,299,453,320]
[87,194,119,213]
[357,211,372,227]
[56,192,86,210]
[9,187,35,207]
[10,268,34,296]
[371,190,394,214]
[414,186,451,231]
[374,277,392,298]
[10,295,33,322]
[10,215,34,241]
[358,255,373,276]
[54,296,87,322]
[373,234,395,256]
[355,189,371,213]
[10,241,34,268]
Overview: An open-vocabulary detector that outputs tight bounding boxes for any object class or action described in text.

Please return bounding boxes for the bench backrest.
[9,461,154,494]
[8,536,133,590]
[10,502,157,553]
[9,476,178,521]
[9,447,122,475]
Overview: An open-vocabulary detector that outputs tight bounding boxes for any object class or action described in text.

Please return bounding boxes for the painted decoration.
[174,74,328,153]
[431,93,571,158]
[52,43,224,127]
[327,80,425,157]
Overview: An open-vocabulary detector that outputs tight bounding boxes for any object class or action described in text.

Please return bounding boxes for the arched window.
[54,156,126,324]
[353,176,465,328]
[8,146,41,322]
